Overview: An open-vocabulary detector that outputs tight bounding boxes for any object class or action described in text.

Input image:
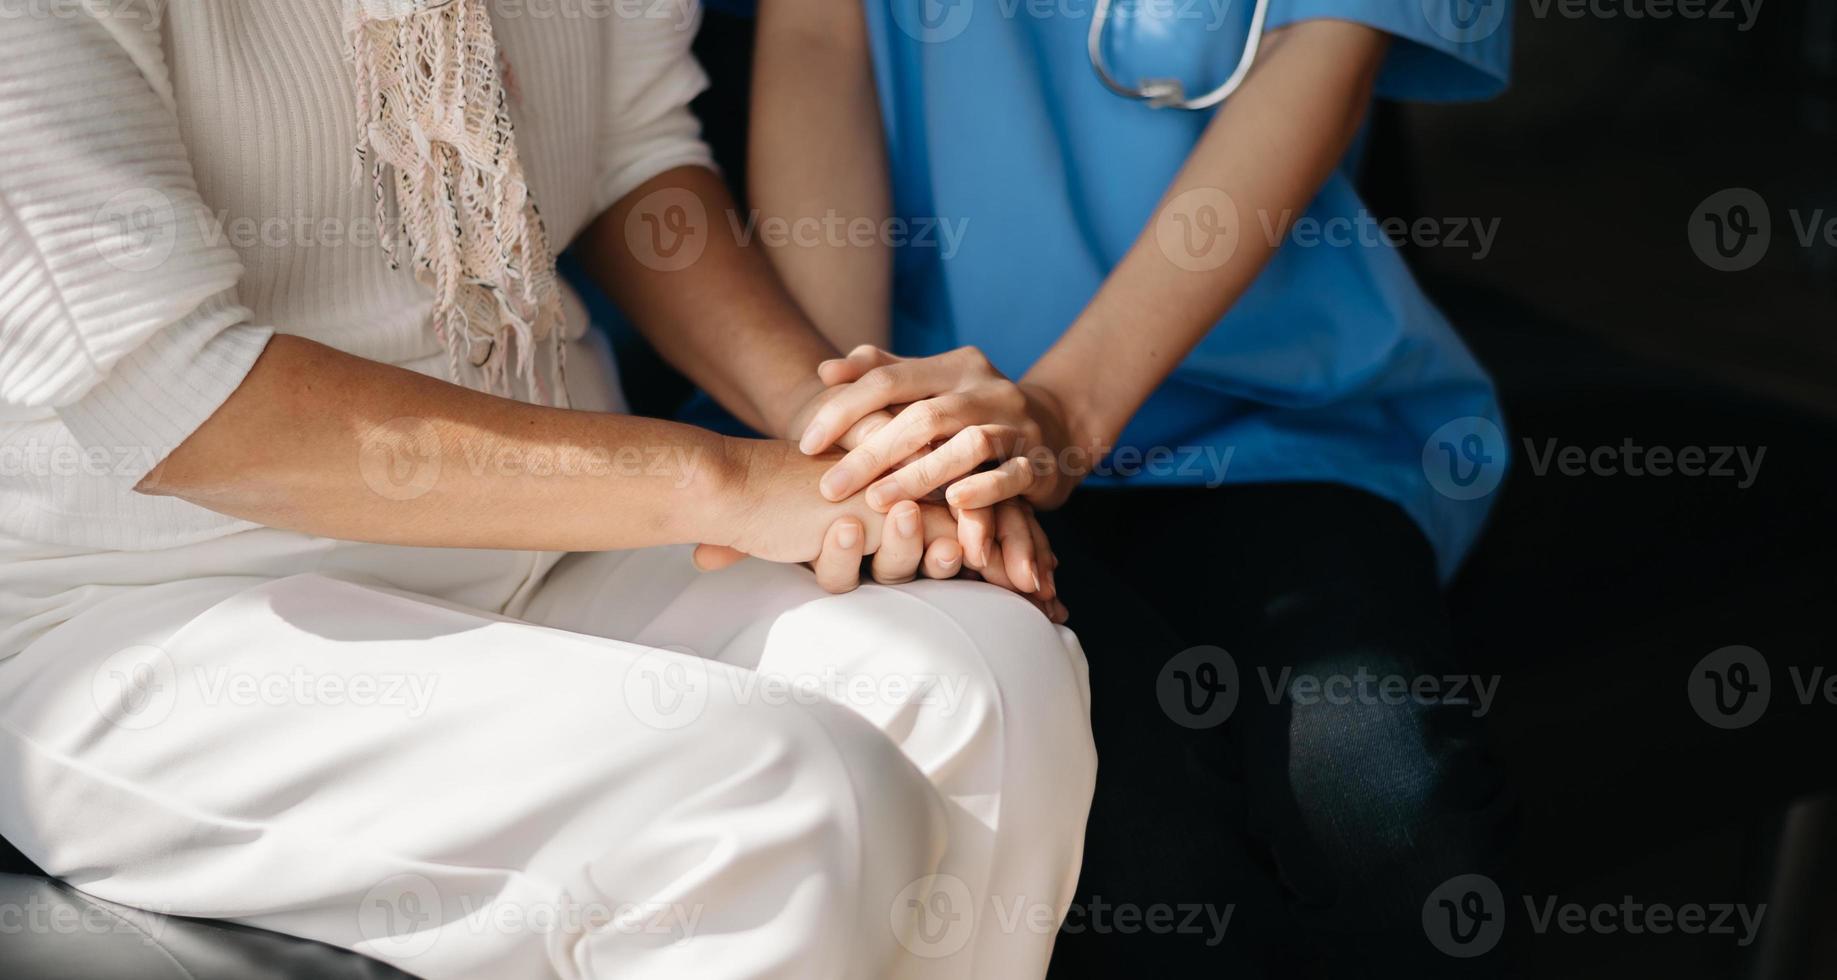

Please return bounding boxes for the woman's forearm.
[1024,21,1391,457]
[139,334,743,552]
[575,166,840,439]
[749,0,893,354]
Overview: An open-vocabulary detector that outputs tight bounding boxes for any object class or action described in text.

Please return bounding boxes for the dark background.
[1381,4,1837,976]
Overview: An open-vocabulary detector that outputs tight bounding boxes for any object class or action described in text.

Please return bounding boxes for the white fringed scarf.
[344,0,565,404]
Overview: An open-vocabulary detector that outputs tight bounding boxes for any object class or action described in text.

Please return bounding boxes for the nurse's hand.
[797,345,1084,512]
[786,362,1063,596]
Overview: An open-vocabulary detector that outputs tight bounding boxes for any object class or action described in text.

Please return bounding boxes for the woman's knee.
[780,700,953,971]
[674,693,947,877]
[573,694,947,975]
[884,582,1093,769]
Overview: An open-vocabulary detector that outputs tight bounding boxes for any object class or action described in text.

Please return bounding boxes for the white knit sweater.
[0,0,713,549]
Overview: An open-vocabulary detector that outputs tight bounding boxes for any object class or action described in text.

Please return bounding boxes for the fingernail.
[939,554,959,569]
[819,470,849,500]
[896,507,919,537]
[799,427,826,455]
[1024,561,1041,593]
[867,482,897,510]
[836,522,860,549]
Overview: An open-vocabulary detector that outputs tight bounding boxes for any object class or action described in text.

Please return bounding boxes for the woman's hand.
[693,440,1066,620]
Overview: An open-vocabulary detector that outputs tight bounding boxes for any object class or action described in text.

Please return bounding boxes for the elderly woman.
[0,1,1093,978]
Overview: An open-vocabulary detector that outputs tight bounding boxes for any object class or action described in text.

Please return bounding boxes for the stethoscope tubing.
[1086,0,1272,110]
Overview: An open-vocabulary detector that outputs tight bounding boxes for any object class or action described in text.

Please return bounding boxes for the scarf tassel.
[346,0,567,406]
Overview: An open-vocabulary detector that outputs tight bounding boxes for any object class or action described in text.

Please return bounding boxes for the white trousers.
[0,531,1097,979]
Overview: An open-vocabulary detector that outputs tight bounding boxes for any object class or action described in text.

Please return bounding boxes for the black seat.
[0,872,411,980]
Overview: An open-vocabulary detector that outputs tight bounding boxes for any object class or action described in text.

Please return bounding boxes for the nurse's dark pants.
[1042,483,1517,979]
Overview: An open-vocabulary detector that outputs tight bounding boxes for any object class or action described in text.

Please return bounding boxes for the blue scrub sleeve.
[1268,0,1512,102]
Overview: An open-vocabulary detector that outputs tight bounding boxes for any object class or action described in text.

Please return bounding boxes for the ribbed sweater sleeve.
[0,3,273,487]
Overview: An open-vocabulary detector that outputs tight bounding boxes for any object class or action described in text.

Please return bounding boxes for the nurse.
[752,0,1516,973]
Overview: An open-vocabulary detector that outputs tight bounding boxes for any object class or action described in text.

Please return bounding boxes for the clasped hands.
[693,346,1082,623]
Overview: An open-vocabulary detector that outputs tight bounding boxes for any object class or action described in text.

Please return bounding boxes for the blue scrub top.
[855,0,1513,578]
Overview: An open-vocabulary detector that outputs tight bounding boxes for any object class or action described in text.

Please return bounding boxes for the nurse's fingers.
[818,345,901,387]
[1029,512,1059,602]
[860,423,1022,510]
[868,502,924,585]
[957,505,997,570]
[820,394,975,501]
[943,456,1037,512]
[835,408,896,453]
[995,502,1041,593]
[800,358,963,456]
[970,543,1066,623]
[812,517,866,593]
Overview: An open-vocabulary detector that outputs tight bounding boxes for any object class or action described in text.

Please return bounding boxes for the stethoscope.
[1087,0,1271,110]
